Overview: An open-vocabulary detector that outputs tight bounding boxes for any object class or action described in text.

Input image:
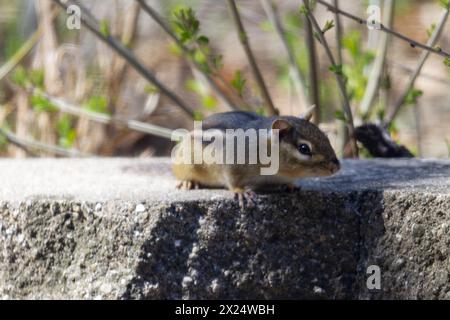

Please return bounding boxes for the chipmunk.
[172,106,340,208]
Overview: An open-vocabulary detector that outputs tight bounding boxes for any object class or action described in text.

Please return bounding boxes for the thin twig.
[29,86,175,140]
[136,0,243,111]
[0,31,41,82]
[316,0,450,60]
[52,0,195,118]
[331,0,346,155]
[0,128,36,156]
[303,0,358,157]
[304,36,450,85]
[332,0,343,66]
[360,0,395,119]
[227,0,278,116]
[305,17,321,123]
[260,0,309,110]
[388,60,449,85]
[385,6,449,127]
[0,29,42,157]
[0,126,89,157]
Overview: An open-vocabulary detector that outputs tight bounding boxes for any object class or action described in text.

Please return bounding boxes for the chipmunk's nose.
[331,157,340,166]
[329,157,340,173]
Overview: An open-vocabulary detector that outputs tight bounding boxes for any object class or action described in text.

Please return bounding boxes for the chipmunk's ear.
[271,119,293,138]
[300,105,316,122]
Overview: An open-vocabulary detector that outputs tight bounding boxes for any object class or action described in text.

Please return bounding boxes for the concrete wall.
[0,158,449,299]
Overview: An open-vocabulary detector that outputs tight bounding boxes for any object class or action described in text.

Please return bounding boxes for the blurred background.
[0,0,449,159]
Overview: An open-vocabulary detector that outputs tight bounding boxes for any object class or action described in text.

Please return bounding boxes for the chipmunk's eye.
[298,143,312,156]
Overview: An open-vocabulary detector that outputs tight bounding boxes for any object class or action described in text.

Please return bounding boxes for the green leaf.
[329,64,343,76]
[387,121,399,137]
[376,107,386,122]
[341,30,375,102]
[322,20,335,34]
[193,49,209,72]
[259,20,274,32]
[440,0,450,9]
[211,54,223,70]
[11,66,27,87]
[186,78,217,110]
[313,31,322,43]
[284,11,304,29]
[186,78,202,94]
[334,110,347,122]
[256,107,267,116]
[201,95,217,110]
[299,5,309,15]
[444,57,450,67]
[29,69,45,88]
[426,23,436,37]
[83,95,109,114]
[172,7,200,44]
[405,88,423,105]
[144,85,160,94]
[99,20,110,37]
[299,1,317,14]
[169,42,182,55]
[31,94,57,113]
[11,67,45,89]
[193,110,204,121]
[0,127,7,151]
[56,115,77,148]
[342,30,362,59]
[231,70,246,97]
[197,35,209,46]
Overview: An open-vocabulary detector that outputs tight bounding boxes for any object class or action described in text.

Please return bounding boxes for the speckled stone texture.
[0,158,449,299]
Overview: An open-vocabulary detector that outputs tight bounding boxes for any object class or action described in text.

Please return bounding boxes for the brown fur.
[172,112,340,192]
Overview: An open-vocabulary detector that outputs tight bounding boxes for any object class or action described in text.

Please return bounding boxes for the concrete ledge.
[0,158,449,299]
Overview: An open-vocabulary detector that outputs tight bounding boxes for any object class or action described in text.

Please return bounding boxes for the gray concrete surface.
[0,158,449,299]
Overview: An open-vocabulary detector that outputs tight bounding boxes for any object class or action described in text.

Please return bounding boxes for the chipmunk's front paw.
[233,188,258,211]
[176,180,200,190]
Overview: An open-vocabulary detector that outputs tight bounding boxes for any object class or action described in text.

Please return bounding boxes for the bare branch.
[330,1,347,155]
[29,86,175,140]
[305,14,321,123]
[384,6,449,127]
[227,0,278,116]
[52,0,195,118]
[260,0,310,110]
[0,126,89,157]
[388,60,449,85]
[303,1,359,157]
[0,31,41,82]
[360,0,395,119]
[316,0,450,60]
[332,0,343,65]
